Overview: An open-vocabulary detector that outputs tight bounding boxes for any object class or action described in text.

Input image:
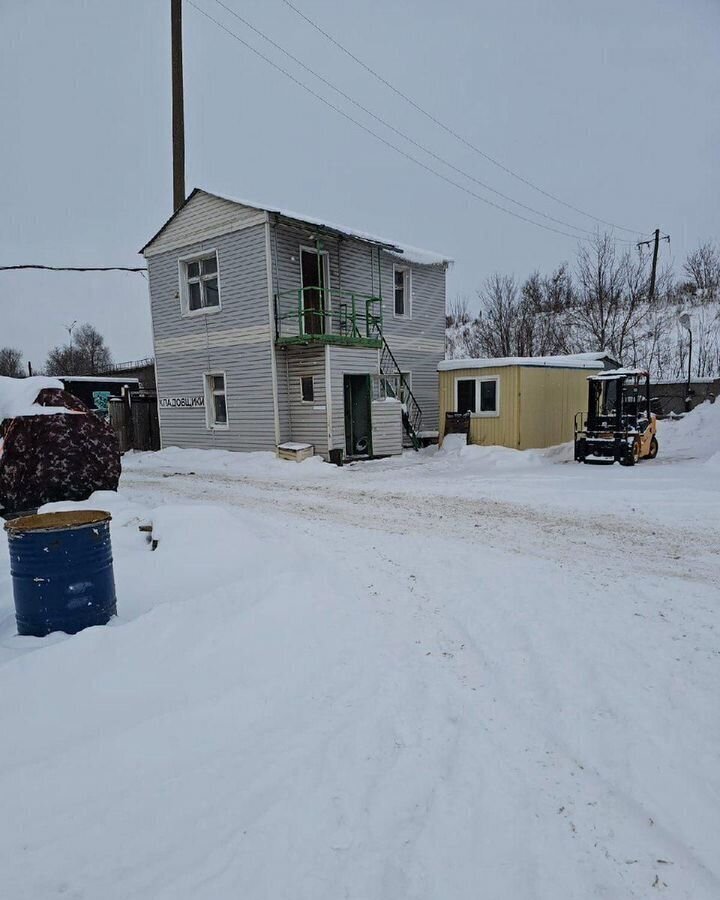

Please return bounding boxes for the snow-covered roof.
[142,188,453,266]
[589,368,649,380]
[0,376,67,420]
[652,377,716,385]
[61,375,140,384]
[438,352,613,372]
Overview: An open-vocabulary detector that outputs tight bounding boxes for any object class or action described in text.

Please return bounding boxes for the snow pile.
[0,375,65,420]
[441,439,547,470]
[658,400,720,462]
[127,445,338,481]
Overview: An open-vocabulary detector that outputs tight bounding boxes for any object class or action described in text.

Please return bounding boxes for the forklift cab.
[575,369,658,466]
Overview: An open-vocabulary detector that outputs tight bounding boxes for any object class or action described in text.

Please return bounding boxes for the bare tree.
[446,294,472,327]
[570,234,650,359]
[0,347,24,378]
[684,241,720,300]
[45,323,112,375]
[519,265,575,356]
[476,274,520,357]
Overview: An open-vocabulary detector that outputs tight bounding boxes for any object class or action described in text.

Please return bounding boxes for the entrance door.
[300,249,327,335]
[344,374,372,457]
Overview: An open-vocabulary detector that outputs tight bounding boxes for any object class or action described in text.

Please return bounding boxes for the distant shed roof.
[141,188,453,266]
[589,367,649,380]
[438,352,615,372]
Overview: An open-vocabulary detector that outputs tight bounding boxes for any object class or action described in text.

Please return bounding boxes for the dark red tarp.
[0,388,120,513]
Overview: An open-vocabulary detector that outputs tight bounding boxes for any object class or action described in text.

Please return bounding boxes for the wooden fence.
[108,393,160,452]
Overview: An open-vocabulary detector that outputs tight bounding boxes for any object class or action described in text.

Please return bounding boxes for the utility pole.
[171,0,186,211]
[637,228,670,301]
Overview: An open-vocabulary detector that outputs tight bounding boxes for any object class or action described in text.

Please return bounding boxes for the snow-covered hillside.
[0,404,718,898]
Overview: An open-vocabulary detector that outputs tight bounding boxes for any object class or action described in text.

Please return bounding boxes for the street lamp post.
[679,313,693,412]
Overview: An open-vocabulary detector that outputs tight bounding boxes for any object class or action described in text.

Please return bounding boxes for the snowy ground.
[1,406,718,899]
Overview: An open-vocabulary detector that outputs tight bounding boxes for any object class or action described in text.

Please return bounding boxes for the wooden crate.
[277,442,315,462]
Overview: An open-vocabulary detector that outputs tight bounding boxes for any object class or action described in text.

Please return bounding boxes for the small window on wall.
[393,266,411,317]
[300,375,315,403]
[181,252,220,314]
[455,376,499,416]
[205,372,228,429]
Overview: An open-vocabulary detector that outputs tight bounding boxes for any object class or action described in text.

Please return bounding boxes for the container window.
[480,379,497,413]
[456,379,476,413]
[455,376,499,416]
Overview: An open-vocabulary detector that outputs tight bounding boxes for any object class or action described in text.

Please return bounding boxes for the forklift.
[574,369,658,466]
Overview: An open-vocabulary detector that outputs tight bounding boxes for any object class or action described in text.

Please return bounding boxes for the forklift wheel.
[619,440,640,467]
[647,436,658,460]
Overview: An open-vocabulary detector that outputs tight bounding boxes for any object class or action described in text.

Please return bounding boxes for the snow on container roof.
[141,188,453,266]
[0,376,66,420]
[438,352,611,372]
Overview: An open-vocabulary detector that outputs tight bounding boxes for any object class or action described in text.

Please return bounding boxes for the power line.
[207,0,616,241]
[186,1,627,244]
[281,0,647,238]
[0,265,147,273]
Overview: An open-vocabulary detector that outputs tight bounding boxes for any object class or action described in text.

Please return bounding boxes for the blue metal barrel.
[4,510,117,637]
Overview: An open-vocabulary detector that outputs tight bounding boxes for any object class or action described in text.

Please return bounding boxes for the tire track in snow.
[121,470,719,589]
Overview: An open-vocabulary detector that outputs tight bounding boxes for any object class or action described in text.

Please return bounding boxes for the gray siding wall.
[145,191,266,257]
[280,345,329,456]
[371,399,403,456]
[376,252,446,433]
[148,223,276,451]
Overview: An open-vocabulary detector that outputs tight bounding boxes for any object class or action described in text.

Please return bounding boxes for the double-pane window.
[455,377,499,415]
[185,253,220,312]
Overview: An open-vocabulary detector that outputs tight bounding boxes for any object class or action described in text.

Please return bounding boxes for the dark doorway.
[300,249,326,335]
[344,374,372,457]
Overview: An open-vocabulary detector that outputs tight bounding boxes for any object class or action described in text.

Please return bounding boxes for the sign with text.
[159,396,205,409]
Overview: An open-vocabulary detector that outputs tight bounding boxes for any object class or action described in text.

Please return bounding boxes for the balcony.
[274,287,383,348]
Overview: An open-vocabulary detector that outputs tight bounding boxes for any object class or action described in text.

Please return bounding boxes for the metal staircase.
[378,329,423,450]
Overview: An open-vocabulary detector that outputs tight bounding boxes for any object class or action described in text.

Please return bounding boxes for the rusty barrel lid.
[4,510,112,534]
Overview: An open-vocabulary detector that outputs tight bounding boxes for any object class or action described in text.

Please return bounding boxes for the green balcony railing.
[274,287,383,347]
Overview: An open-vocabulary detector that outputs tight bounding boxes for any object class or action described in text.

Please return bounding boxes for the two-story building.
[141,189,450,460]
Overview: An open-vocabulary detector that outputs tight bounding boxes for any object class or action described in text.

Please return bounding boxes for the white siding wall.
[145,191,266,257]
[327,346,379,454]
[268,217,446,437]
[377,251,446,433]
[371,399,403,456]
[280,345,329,456]
[145,200,446,456]
[148,223,276,451]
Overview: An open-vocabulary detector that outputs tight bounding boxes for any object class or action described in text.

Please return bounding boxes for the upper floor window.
[181,252,220,315]
[393,266,411,318]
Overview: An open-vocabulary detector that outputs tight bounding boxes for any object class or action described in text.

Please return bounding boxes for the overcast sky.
[1,0,718,369]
